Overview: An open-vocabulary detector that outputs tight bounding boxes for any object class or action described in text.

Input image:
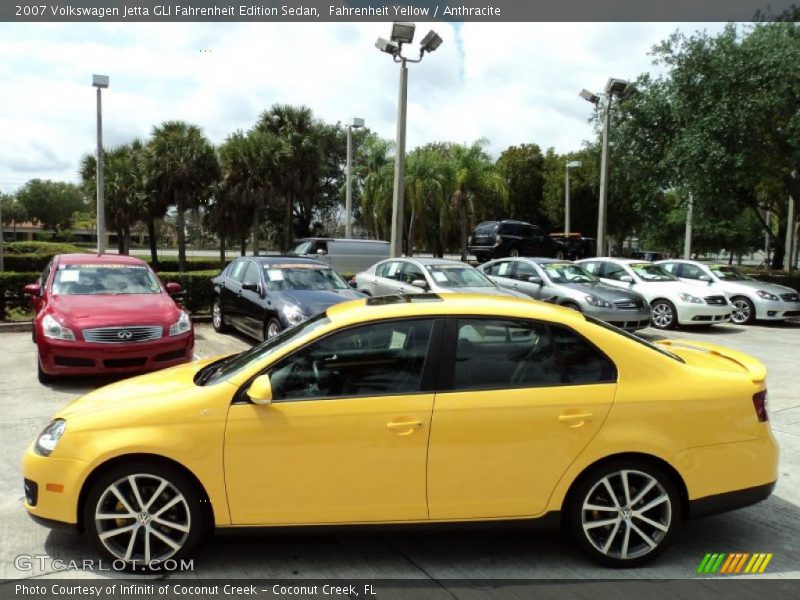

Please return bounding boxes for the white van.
[289,238,390,274]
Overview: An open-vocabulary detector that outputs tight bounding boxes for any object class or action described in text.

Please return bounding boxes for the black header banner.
[3,0,799,22]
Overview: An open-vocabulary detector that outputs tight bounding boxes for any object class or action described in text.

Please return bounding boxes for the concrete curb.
[0,314,213,334]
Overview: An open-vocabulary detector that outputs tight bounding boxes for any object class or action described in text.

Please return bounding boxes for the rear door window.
[229,259,248,283]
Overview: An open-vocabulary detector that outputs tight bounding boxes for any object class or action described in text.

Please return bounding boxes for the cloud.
[0,21,726,194]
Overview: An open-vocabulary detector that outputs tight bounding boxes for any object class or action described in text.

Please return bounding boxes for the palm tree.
[445,141,508,260]
[149,121,219,272]
[79,140,148,254]
[256,105,320,251]
[404,148,448,255]
[358,135,394,240]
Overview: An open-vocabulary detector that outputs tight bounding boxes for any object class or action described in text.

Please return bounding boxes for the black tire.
[32,325,37,343]
[211,298,229,333]
[83,461,208,570]
[37,356,55,384]
[650,299,678,330]
[730,296,756,325]
[264,317,282,341]
[568,459,680,567]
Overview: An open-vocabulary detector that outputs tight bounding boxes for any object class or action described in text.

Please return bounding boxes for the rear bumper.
[38,332,194,376]
[689,481,775,519]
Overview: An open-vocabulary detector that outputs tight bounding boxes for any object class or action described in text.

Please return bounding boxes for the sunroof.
[366,294,443,306]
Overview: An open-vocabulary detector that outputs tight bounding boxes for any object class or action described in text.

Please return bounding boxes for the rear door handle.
[386,420,423,436]
[558,412,593,428]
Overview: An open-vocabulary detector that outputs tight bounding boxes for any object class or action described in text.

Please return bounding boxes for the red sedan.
[24,254,194,383]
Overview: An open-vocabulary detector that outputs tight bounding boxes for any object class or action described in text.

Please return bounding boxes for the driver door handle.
[558,412,594,428]
[386,420,423,436]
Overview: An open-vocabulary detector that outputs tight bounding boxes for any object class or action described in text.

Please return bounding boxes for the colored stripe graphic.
[701,553,773,574]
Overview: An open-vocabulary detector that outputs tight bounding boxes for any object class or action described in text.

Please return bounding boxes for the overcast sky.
[0,21,728,194]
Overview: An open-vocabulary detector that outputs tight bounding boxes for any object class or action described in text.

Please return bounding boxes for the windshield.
[541,263,598,284]
[264,265,349,291]
[629,263,678,282]
[426,264,495,288]
[197,312,332,385]
[708,265,753,281]
[51,264,162,295]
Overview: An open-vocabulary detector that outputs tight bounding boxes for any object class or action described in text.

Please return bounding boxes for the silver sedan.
[479,257,652,331]
[355,257,528,298]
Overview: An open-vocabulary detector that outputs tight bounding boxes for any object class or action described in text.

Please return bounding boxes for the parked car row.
[23,250,800,384]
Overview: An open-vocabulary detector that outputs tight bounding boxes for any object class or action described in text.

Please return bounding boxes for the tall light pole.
[580,78,629,257]
[345,117,365,239]
[376,24,443,257]
[564,161,582,235]
[684,193,694,259]
[92,74,109,254]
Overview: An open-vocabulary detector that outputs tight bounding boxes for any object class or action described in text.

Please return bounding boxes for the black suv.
[468,220,561,262]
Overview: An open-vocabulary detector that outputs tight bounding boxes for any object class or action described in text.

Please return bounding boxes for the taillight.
[752,390,768,422]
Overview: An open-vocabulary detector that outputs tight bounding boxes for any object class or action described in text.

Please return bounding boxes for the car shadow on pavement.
[40,494,799,579]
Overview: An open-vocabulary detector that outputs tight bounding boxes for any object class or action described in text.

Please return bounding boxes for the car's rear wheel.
[730,296,755,325]
[211,299,228,333]
[83,462,207,570]
[264,317,282,341]
[568,460,679,567]
[650,299,677,330]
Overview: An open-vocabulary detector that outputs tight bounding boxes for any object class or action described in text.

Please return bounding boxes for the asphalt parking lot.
[0,321,798,581]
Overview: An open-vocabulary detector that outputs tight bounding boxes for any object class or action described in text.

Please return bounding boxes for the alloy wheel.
[730,298,753,325]
[580,469,672,561]
[509,248,520,258]
[212,301,222,329]
[651,301,675,329]
[265,318,281,340]
[93,474,191,564]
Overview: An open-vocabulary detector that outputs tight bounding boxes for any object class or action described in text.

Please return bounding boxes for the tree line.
[2,22,797,270]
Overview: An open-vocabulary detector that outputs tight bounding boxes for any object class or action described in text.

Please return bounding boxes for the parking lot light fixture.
[565,161,583,236]
[92,74,109,255]
[346,118,365,239]
[376,23,443,258]
[581,78,629,256]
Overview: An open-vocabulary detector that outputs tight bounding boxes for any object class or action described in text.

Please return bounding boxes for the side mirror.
[165,282,182,295]
[247,374,273,405]
[24,283,41,296]
[699,275,712,283]
[411,279,428,290]
[620,275,634,283]
[316,248,327,256]
[527,276,543,285]
[241,282,260,293]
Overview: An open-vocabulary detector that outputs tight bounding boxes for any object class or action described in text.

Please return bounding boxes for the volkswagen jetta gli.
[23,295,777,568]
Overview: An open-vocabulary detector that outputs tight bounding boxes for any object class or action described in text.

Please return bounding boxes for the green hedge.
[0,272,38,321]
[157,271,217,315]
[2,253,229,274]
[4,241,83,255]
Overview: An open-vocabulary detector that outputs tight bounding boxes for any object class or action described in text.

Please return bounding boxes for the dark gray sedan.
[355,257,528,299]
[479,257,652,331]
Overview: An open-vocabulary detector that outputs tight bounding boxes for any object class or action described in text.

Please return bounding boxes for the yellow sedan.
[23,294,778,568]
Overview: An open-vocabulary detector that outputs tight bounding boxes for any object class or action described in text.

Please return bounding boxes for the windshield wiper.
[195,356,231,385]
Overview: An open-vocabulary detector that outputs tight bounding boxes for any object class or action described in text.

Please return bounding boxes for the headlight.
[169,310,191,336]
[678,293,704,304]
[41,314,75,341]
[584,295,613,309]
[34,419,66,457]
[756,290,779,301]
[282,304,307,325]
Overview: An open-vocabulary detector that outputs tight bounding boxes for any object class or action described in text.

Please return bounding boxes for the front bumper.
[586,306,652,331]
[753,298,800,321]
[22,449,89,527]
[675,302,731,325]
[38,332,194,376]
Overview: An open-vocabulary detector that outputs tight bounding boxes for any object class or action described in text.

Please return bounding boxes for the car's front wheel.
[730,296,756,325]
[264,317,282,341]
[83,462,208,569]
[568,460,680,567]
[650,299,677,330]
[211,298,228,333]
